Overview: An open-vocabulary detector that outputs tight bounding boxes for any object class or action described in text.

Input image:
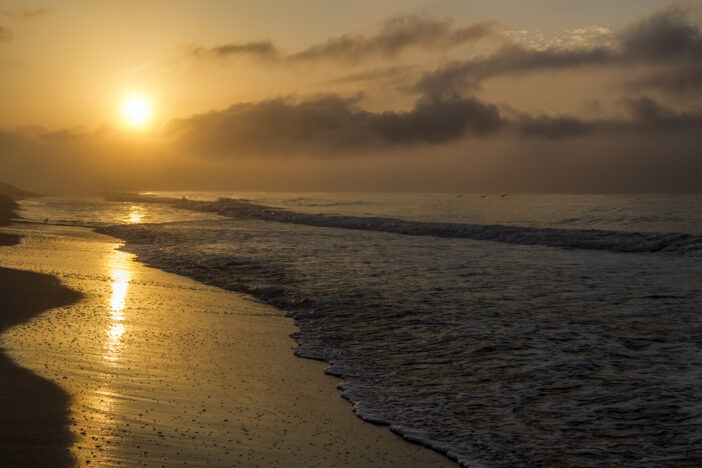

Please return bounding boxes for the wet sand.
[0,221,453,467]
[1,195,81,466]
[0,268,81,467]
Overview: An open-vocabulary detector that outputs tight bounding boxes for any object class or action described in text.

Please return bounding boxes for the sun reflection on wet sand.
[106,251,131,362]
[69,246,137,466]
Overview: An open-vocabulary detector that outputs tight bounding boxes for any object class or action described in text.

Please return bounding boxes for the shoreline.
[0,219,455,466]
[0,267,82,467]
[0,195,82,466]
[108,229,469,465]
[111,237,466,466]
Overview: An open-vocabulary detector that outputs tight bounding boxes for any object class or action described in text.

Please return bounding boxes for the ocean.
[18,193,702,467]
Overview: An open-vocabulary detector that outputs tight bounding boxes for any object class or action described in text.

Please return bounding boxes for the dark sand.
[0,195,82,467]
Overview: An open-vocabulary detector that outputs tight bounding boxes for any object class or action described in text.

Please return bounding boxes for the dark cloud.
[163,93,505,156]
[191,16,498,63]
[620,5,702,61]
[519,115,600,139]
[190,40,278,60]
[623,96,702,129]
[161,90,702,157]
[417,5,702,96]
[416,44,611,96]
[323,65,418,85]
[0,25,12,41]
[623,96,672,121]
[370,94,504,143]
[287,16,496,63]
[519,96,702,138]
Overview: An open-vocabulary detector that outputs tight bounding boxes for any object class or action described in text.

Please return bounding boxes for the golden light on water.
[122,94,152,128]
[127,206,144,224]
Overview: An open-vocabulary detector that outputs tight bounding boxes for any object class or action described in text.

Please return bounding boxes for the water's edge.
[100,232,468,466]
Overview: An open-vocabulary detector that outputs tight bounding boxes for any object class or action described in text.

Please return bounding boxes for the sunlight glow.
[122,94,152,127]
[127,205,144,224]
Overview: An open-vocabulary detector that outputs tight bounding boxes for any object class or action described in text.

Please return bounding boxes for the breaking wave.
[162,197,702,256]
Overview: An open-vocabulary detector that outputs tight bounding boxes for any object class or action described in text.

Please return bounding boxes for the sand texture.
[0,267,82,467]
[1,193,82,466]
[0,221,453,467]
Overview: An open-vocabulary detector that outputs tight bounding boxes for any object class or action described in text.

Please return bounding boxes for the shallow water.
[17,193,702,467]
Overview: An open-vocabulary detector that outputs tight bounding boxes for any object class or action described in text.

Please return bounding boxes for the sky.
[0,0,700,193]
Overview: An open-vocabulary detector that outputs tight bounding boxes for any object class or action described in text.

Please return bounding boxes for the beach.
[0,214,453,466]
[0,195,76,467]
[3,191,701,467]
[2,1,701,465]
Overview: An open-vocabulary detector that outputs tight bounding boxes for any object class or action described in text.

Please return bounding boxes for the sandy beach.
[0,195,78,467]
[0,266,82,468]
[0,217,453,466]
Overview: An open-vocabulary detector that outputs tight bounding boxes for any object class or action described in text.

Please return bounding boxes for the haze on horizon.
[0,0,700,193]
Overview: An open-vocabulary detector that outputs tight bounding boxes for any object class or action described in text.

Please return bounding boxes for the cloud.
[1,4,701,194]
[162,93,505,156]
[2,8,51,19]
[504,25,614,50]
[416,5,702,96]
[518,115,600,139]
[623,95,672,121]
[287,16,497,63]
[628,66,702,92]
[0,25,12,41]
[323,65,418,85]
[518,96,702,139]
[619,5,702,93]
[159,89,702,157]
[189,40,278,60]
[620,4,702,61]
[415,44,612,96]
[623,95,702,128]
[0,94,700,194]
[191,15,498,63]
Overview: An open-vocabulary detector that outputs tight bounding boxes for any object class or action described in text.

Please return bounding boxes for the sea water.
[18,193,702,467]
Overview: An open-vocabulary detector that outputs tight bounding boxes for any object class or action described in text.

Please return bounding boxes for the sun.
[122,94,153,128]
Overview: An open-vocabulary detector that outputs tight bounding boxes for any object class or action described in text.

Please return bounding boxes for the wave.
[152,197,702,256]
[279,197,376,207]
[96,207,702,467]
